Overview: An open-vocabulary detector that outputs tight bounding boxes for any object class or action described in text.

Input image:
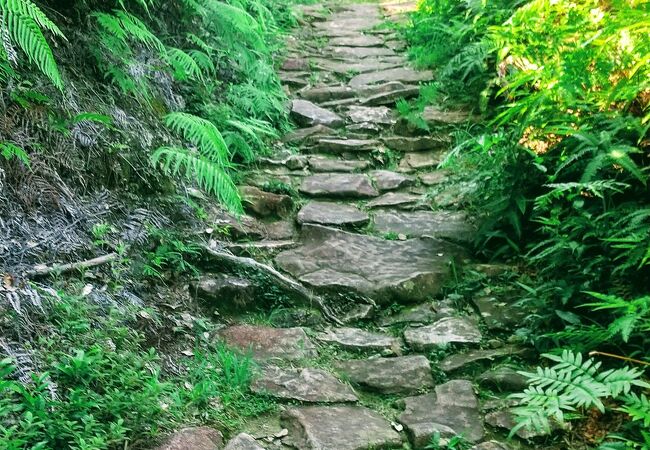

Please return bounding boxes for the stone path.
[177,2,534,450]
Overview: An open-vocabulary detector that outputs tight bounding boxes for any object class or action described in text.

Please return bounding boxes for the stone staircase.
[191,3,534,450]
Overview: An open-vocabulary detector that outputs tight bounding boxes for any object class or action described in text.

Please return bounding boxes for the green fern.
[0,141,29,164]
[512,350,650,436]
[0,0,65,88]
[619,393,650,428]
[151,113,241,213]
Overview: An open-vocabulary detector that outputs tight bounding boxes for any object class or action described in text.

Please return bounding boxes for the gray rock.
[315,16,382,34]
[297,201,369,227]
[485,409,548,439]
[336,355,433,394]
[282,406,402,450]
[422,106,470,125]
[329,35,384,47]
[361,86,421,106]
[265,220,295,240]
[328,46,397,59]
[224,433,265,450]
[419,171,450,186]
[470,441,512,450]
[349,67,433,87]
[218,325,317,362]
[282,124,334,144]
[282,58,310,71]
[440,347,529,373]
[209,211,265,240]
[404,317,482,350]
[155,427,223,450]
[472,296,529,331]
[367,192,421,209]
[299,85,357,103]
[251,366,358,402]
[342,303,375,323]
[312,58,403,75]
[316,138,380,153]
[347,106,396,125]
[291,99,345,128]
[275,224,461,303]
[382,136,449,152]
[318,327,401,354]
[379,303,438,327]
[299,173,379,198]
[307,156,370,173]
[373,210,475,242]
[398,380,484,446]
[369,170,414,191]
[194,274,253,307]
[280,73,309,88]
[226,240,296,256]
[398,151,444,172]
[478,366,529,392]
[239,186,292,218]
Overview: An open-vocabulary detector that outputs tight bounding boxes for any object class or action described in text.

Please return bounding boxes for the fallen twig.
[203,246,342,325]
[25,253,119,278]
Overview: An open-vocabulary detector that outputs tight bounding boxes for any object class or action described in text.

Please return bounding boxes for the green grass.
[0,290,275,449]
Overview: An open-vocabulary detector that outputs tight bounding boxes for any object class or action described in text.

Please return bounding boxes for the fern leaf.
[0,141,29,165]
[619,393,650,427]
[163,112,230,165]
[151,147,241,213]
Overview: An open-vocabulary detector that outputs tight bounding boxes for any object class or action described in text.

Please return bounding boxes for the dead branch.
[203,247,342,325]
[25,253,119,278]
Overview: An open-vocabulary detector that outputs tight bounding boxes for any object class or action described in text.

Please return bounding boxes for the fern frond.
[1,0,64,88]
[166,47,203,81]
[163,112,230,165]
[151,147,241,213]
[1,141,29,165]
[619,393,650,427]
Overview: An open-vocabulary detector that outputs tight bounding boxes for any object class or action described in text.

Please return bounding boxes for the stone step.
[403,316,482,350]
[274,224,463,303]
[372,210,476,242]
[317,327,401,353]
[346,106,396,125]
[398,151,445,172]
[291,99,345,128]
[307,155,371,173]
[329,35,384,47]
[335,355,434,394]
[299,173,379,198]
[369,170,415,191]
[251,365,358,402]
[282,124,334,144]
[316,138,380,153]
[217,325,317,362]
[382,135,450,152]
[297,201,369,227]
[282,406,402,450]
[349,67,434,87]
[326,46,397,59]
[366,192,423,209]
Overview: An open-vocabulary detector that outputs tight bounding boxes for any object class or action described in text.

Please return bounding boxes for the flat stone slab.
[275,224,460,303]
[383,136,449,152]
[313,58,403,75]
[218,325,317,361]
[398,380,484,446]
[379,303,439,327]
[367,192,421,209]
[316,138,380,153]
[224,433,265,450]
[297,201,369,227]
[404,317,482,350]
[299,85,357,103]
[440,347,528,373]
[318,327,401,354]
[329,35,384,47]
[478,366,530,392]
[347,106,396,125]
[251,365,358,402]
[349,67,433,87]
[282,124,334,144]
[335,355,433,394]
[373,210,475,242]
[299,173,379,198]
[282,406,402,450]
[369,170,414,191]
[398,151,444,172]
[308,156,370,173]
[470,441,512,450]
[291,99,345,128]
[315,17,382,33]
[328,46,397,59]
[419,171,449,186]
[361,86,421,106]
[485,409,548,440]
